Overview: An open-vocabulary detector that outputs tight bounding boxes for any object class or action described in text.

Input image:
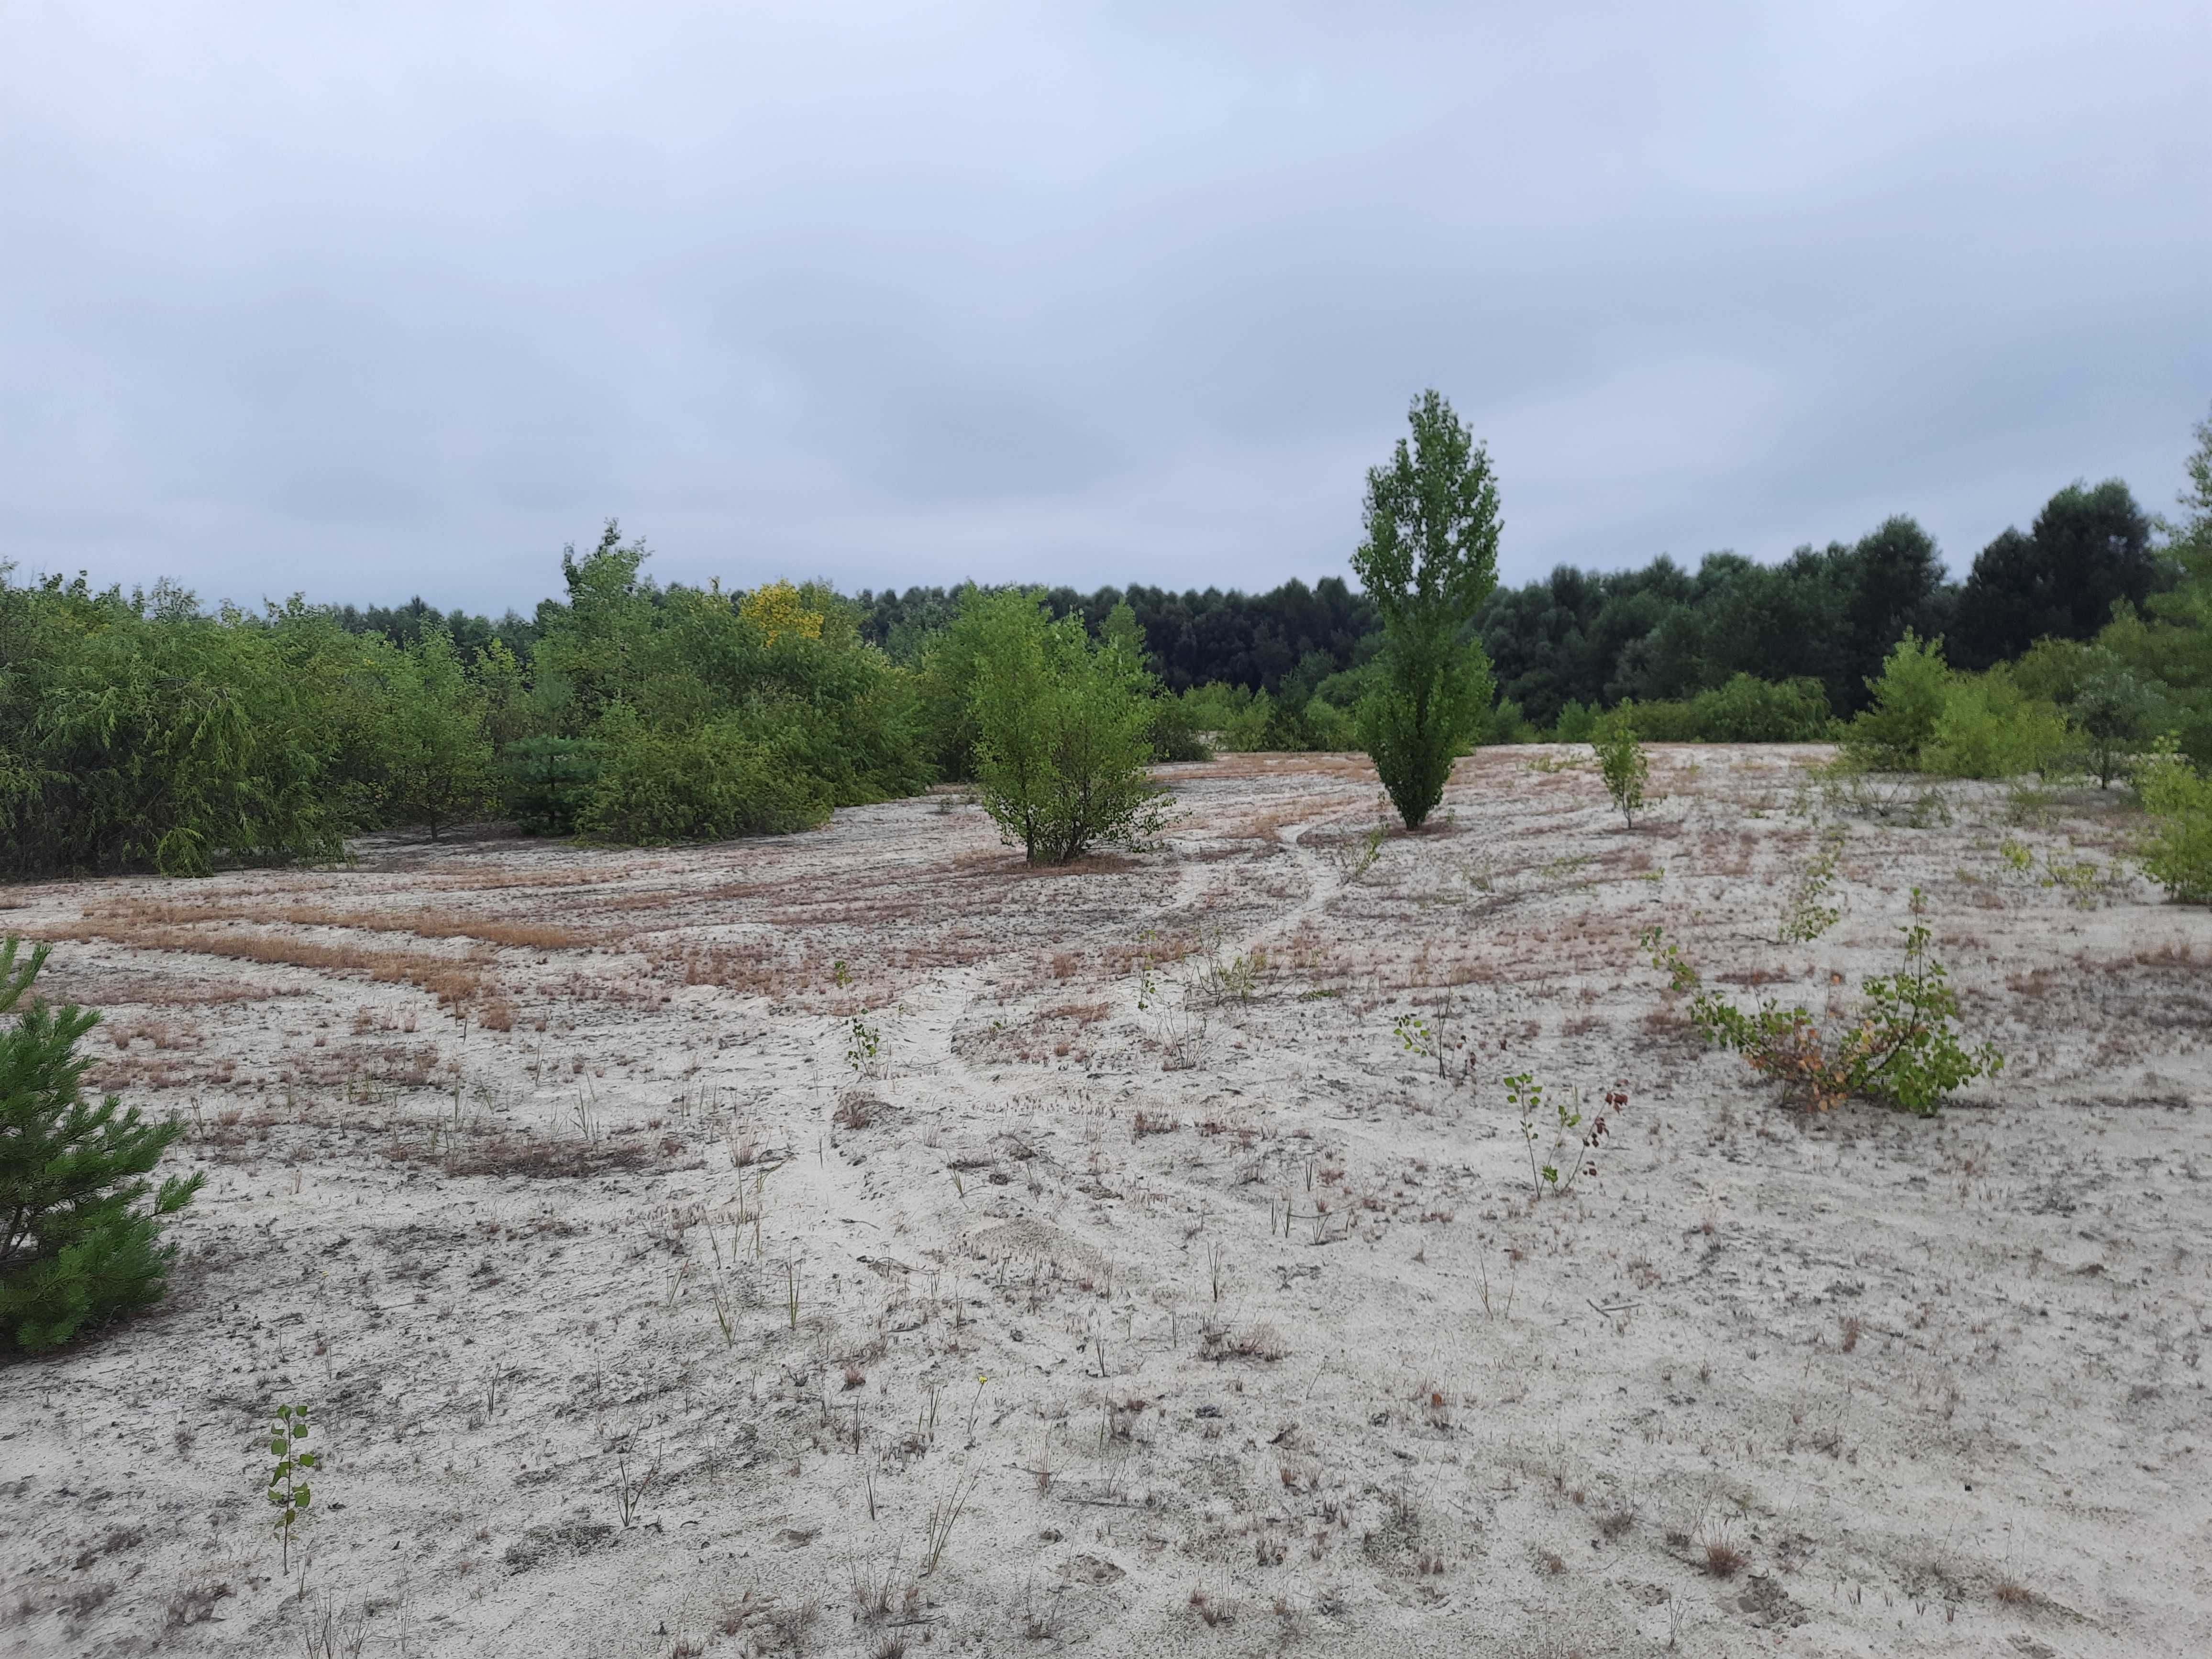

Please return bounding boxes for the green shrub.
[359,624,497,837]
[1646,892,2002,1115]
[2067,668,2155,788]
[1922,668,2069,779]
[1621,697,1700,742]
[0,937,203,1352]
[1479,696,1539,745]
[967,590,1167,863]
[575,708,827,844]
[2137,740,2212,903]
[1565,677,1833,746]
[1844,630,1953,769]
[1593,705,1650,827]
[1681,674,1835,741]
[1844,635,2067,779]
[1550,699,1596,744]
[1146,698,1213,763]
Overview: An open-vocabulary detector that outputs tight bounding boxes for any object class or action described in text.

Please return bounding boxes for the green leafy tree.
[0,938,203,1352]
[1955,481,2163,670]
[2068,667,2153,787]
[531,520,658,731]
[967,590,1167,863]
[1351,390,1503,828]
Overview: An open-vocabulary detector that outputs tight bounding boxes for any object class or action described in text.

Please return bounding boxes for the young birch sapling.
[264,1403,318,1572]
[1592,708,1649,828]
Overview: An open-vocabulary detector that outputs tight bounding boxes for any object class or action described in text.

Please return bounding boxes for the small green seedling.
[264,1403,317,1571]
[1393,1013,1432,1063]
[1505,1073,1547,1194]
[1134,928,1160,1013]
[846,1016,881,1080]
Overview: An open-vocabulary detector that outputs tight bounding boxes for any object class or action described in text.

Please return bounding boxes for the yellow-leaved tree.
[739,581,825,647]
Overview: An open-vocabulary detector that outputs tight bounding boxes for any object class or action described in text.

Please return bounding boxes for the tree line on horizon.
[323,469,2169,739]
[2,403,2208,880]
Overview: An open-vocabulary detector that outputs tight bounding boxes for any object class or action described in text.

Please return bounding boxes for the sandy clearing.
[2,747,2208,1658]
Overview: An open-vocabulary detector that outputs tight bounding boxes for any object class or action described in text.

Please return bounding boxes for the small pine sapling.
[0,936,204,1353]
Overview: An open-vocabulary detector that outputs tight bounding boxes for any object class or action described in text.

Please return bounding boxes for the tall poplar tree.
[1351,390,1502,828]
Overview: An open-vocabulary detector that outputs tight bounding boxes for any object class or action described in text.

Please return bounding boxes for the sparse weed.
[615,1450,657,1527]
[846,1016,883,1081]
[1779,825,1846,943]
[921,1463,980,1573]
[1504,1073,1612,1196]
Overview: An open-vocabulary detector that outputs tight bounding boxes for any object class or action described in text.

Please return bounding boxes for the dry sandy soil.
[2,746,2209,1659]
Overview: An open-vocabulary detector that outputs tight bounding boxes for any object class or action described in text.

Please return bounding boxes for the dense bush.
[574,709,827,844]
[1180,674,1360,752]
[965,590,1168,863]
[1921,669,2069,779]
[0,526,941,870]
[1620,675,1836,743]
[2137,741,2212,904]
[0,938,202,1352]
[1842,634,2067,779]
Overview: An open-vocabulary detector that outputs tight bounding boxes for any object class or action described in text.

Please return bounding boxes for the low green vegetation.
[2137,740,2212,903]
[1644,895,2004,1116]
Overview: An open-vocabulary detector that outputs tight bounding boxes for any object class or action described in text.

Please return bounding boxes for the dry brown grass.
[38,921,500,1015]
[79,897,593,953]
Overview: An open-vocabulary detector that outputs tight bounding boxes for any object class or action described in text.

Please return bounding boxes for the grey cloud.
[2,1,2207,611]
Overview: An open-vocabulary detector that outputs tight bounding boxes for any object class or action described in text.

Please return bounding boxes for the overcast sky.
[4,3,2208,614]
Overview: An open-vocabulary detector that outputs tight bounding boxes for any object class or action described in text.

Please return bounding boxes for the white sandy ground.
[1,746,2209,1659]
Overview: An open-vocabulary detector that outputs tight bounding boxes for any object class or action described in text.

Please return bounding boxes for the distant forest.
[330,475,2164,727]
[8,414,2209,880]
